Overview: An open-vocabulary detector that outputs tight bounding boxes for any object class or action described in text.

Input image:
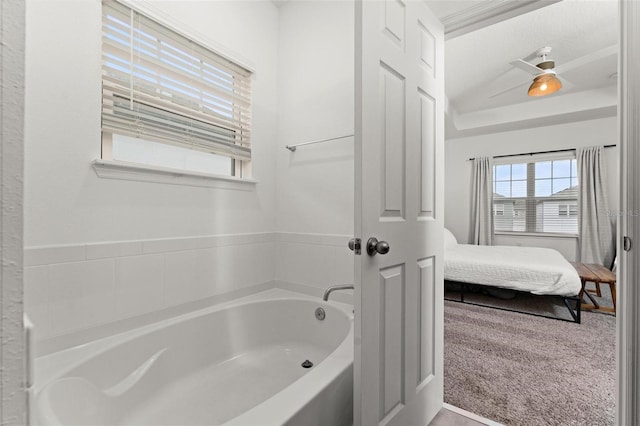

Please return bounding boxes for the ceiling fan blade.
[521,49,541,63]
[510,59,542,76]
[488,79,531,98]
[558,75,575,91]
[555,45,617,75]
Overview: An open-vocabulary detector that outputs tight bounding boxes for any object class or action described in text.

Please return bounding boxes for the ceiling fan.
[490,46,570,98]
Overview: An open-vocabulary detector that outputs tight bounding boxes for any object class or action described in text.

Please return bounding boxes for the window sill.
[92,159,258,190]
[495,232,578,239]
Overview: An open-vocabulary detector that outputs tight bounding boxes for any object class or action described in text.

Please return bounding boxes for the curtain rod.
[467,144,617,161]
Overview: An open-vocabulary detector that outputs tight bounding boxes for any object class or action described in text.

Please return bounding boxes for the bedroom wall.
[445,116,619,261]
[275,0,355,298]
[23,0,280,343]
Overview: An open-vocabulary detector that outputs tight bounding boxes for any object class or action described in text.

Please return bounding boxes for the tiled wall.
[24,233,276,340]
[23,232,355,346]
[275,233,354,302]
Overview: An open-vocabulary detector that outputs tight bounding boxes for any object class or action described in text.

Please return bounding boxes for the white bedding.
[444,244,582,296]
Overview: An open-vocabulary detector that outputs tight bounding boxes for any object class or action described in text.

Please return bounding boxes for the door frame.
[0,0,27,424]
[616,1,640,424]
[440,1,638,425]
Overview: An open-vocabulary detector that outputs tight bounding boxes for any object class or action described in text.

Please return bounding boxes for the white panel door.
[354,0,444,425]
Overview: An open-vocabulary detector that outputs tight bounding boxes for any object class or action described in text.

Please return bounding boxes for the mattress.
[444,244,582,296]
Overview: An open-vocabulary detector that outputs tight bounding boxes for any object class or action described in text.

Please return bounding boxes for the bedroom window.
[559,204,578,217]
[493,157,579,235]
[101,1,252,178]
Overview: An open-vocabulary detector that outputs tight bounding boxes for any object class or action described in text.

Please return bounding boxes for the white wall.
[445,116,619,261]
[25,0,279,246]
[24,0,357,346]
[24,0,281,343]
[276,0,354,236]
[1,0,27,422]
[275,0,355,295]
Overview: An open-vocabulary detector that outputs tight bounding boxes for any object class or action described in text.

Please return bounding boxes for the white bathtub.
[34,289,354,426]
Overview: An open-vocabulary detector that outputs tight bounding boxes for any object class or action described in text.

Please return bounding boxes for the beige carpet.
[444,300,616,426]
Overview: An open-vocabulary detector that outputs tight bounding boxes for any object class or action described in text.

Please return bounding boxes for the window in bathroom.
[101,1,252,179]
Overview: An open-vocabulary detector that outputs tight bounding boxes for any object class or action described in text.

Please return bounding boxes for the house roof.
[551,185,579,198]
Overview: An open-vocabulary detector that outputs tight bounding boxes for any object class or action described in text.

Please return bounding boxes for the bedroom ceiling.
[272,0,617,138]
[438,0,618,138]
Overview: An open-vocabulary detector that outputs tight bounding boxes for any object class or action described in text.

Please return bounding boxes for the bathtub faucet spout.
[322,285,354,301]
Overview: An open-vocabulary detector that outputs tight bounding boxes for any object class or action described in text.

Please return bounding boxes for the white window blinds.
[101,1,252,161]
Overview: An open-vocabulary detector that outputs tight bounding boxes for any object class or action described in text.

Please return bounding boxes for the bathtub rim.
[34,288,352,392]
[34,288,354,425]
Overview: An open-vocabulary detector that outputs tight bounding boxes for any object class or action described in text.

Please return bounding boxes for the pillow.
[444,228,458,248]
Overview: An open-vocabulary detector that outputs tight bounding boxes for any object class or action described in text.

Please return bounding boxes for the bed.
[444,228,583,322]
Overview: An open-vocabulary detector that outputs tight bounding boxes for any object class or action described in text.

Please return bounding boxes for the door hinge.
[624,236,632,252]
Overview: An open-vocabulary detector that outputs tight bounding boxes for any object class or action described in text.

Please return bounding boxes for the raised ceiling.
[439,0,618,138]
[271,0,617,138]
[426,1,481,19]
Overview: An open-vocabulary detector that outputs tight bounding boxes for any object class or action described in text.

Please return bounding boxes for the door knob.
[366,237,390,256]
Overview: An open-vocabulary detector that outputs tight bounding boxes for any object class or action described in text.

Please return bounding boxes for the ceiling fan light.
[528,74,562,97]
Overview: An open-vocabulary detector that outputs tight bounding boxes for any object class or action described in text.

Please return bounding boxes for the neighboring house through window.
[101,1,252,178]
[559,204,578,217]
[493,155,579,235]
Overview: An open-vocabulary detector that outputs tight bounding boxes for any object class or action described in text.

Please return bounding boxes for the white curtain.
[577,146,615,267]
[470,157,494,245]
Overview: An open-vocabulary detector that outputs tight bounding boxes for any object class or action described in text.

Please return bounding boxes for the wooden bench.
[570,262,617,314]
